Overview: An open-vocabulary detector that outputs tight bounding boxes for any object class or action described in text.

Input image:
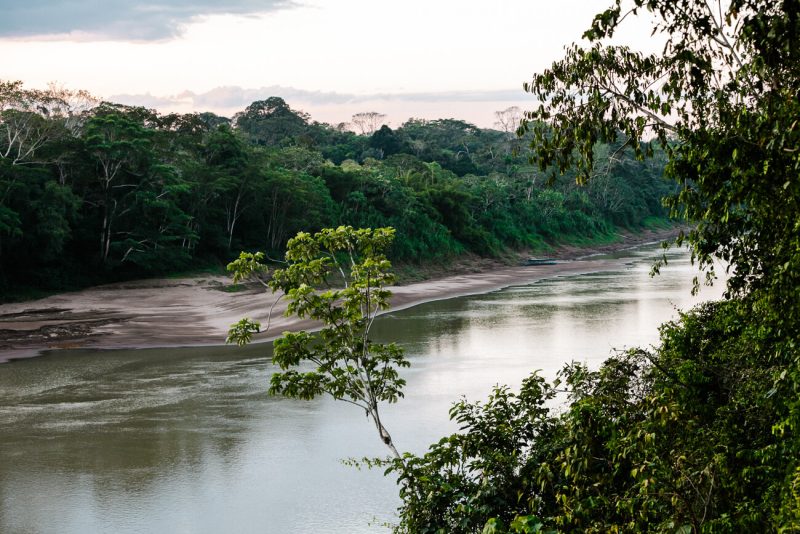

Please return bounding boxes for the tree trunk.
[371,407,401,460]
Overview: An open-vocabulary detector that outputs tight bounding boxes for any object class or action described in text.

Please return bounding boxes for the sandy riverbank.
[0,228,679,362]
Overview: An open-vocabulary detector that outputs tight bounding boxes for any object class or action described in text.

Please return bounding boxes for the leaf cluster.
[227,226,409,456]
[391,299,794,532]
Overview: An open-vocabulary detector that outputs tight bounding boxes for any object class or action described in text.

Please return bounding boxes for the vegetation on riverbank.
[0,82,672,302]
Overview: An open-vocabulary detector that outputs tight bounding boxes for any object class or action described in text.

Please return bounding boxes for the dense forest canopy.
[0,84,671,299]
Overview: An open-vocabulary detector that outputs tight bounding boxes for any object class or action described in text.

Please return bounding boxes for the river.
[0,245,723,533]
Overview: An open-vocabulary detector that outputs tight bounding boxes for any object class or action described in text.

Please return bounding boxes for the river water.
[0,245,723,533]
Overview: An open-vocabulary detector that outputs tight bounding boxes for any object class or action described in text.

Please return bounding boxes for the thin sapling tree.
[226,226,408,459]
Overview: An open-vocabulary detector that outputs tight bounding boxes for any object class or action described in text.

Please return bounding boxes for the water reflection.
[0,246,723,533]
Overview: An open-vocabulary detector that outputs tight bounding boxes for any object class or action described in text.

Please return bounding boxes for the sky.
[0,0,656,128]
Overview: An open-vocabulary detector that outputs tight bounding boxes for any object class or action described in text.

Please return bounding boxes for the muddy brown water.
[0,245,724,533]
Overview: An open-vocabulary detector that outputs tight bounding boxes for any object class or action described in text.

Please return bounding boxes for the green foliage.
[369,125,408,158]
[391,300,794,532]
[521,0,800,299]
[524,0,800,521]
[233,97,310,146]
[388,0,800,531]
[1,78,670,299]
[483,516,556,534]
[226,317,261,347]
[387,374,557,533]
[397,118,486,176]
[227,226,409,457]
[227,251,268,285]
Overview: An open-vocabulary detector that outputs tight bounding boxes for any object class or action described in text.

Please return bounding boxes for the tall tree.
[351,111,387,136]
[494,106,522,138]
[369,125,406,158]
[234,97,310,146]
[0,81,93,253]
[83,104,156,264]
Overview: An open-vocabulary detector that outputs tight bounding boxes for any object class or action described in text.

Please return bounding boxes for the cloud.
[108,92,184,109]
[374,89,525,103]
[110,86,528,112]
[0,0,295,41]
[179,86,356,108]
[106,85,534,127]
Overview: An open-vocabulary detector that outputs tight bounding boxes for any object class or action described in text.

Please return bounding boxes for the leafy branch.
[226,226,408,459]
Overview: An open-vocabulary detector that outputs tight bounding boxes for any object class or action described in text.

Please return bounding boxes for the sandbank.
[0,229,677,363]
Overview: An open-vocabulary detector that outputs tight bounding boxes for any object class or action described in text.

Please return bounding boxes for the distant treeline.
[0,83,673,298]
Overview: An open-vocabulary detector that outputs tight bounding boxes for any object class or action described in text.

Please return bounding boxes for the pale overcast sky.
[0,0,656,127]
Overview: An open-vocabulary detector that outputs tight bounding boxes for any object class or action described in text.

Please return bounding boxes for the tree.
[388,373,558,534]
[234,97,310,146]
[351,112,387,136]
[388,0,800,531]
[494,106,523,156]
[522,0,800,472]
[0,81,95,255]
[397,118,483,176]
[204,127,253,250]
[1,80,72,166]
[197,112,231,130]
[255,168,335,252]
[522,0,799,299]
[494,106,522,140]
[369,125,406,158]
[83,104,156,264]
[226,226,409,459]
